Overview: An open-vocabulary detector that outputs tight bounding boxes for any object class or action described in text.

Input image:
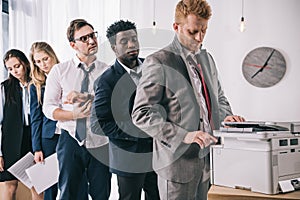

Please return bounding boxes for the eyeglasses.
[74,31,98,43]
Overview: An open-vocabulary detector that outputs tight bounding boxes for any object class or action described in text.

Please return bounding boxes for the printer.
[210,121,300,195]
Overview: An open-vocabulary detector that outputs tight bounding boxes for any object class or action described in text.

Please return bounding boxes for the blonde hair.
[175,0,212,24]
[29,42,59,105]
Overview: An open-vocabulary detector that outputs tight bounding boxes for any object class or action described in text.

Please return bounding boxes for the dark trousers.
[117,171,160,200]
[42,134,88,200]
[56,130,111,200]
[41,135,60,200]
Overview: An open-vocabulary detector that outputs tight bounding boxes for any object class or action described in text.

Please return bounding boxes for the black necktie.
[75,63,95,142]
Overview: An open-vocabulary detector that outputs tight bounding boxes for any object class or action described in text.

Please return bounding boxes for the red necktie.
[196,63,212,122]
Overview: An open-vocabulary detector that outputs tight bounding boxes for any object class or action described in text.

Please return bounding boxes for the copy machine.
[210,121,300,194]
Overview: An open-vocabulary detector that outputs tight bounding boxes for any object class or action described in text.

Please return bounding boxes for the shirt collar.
[182,44,201,60]
[173,35,201,60]
[73,55,97,69]
[117,58,142,74]
[19,81,28,88]
[73,56,82,68]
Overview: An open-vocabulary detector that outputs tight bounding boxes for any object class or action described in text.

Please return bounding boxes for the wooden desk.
[208,185,300,200]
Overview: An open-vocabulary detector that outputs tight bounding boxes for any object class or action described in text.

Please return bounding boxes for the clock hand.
[251,49,275,79]
[245,63,271,69]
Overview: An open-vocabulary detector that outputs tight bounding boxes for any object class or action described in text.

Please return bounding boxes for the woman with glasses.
[0,49,42,200]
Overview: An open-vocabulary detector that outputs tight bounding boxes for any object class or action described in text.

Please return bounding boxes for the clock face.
[242,47,286,88]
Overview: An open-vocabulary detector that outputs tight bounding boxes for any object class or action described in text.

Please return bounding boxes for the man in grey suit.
[132,0,245,199]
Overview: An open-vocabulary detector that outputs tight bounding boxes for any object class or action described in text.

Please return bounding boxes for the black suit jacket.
[0,80,32,181]
[91,59,153,176]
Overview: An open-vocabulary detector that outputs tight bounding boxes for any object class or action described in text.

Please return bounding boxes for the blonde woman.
[29,42,60,200]
[29,42,88,200]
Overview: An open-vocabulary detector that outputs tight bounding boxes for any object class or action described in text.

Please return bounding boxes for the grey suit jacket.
[132,36,233,183]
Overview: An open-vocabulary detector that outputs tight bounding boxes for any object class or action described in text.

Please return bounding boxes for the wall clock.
[242,47,286,88]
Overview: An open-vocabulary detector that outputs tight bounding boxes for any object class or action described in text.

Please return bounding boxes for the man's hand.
[64,91,93,104]
[72,100,92,119]
[224,115,245,122]
[183,131,218,149]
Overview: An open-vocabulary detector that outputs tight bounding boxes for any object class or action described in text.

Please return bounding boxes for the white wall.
[120,0,300,122]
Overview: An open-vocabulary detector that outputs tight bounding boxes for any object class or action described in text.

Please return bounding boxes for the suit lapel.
[113,59,139,112]
[114,60,127,75]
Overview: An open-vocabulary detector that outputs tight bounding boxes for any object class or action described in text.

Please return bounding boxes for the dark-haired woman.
[0,49,42,200]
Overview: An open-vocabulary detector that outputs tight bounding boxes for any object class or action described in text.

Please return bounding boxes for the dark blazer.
[30,84,57,152]
[0,80,32,181]
[91,59,153,176]
[132,36,233,183]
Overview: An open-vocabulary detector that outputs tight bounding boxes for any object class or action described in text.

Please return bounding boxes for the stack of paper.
[7,152,59,194]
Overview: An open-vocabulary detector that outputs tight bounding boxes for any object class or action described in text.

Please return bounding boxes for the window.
[1,0,9,82]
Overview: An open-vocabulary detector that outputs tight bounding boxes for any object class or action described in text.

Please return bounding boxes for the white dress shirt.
[20,83,30,126]
[117,58,143,85]
[43,56,109,148]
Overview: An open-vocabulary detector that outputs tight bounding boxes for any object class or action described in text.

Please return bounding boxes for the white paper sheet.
[279,180,295,193]
[25,153,59,194]
[7,152,34,189]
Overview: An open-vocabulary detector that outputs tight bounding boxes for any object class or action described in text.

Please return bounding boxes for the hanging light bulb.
[239,0,246,32]
[152,0,157,34]
[240,16,245,32]
[152,21,157,30]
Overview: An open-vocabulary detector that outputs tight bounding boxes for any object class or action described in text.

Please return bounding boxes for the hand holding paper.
[7,152,59,194]
[25,153,59,194]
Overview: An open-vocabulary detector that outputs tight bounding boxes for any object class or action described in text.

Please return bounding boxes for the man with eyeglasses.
[43,19,111,200]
